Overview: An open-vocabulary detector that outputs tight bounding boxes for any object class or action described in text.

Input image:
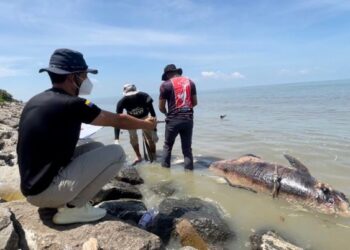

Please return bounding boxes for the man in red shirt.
[159,64,198,170]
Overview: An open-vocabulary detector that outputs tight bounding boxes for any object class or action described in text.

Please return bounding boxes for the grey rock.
[0,206,19,250]
[250,230,303,250]
[0,101,23,167]
[0,153,15,166]
[92,180,142,204]
[1,201,164,250]
[115,166,144,185]
[158,197,235,247]
[0,165,23,202]
[150,180,176,197]
[97,199,147,225]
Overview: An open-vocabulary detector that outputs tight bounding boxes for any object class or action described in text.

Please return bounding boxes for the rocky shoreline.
[0,97,304,250]
[0,101,22,167]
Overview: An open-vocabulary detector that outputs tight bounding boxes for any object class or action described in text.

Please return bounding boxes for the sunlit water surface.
[91,80,350,249]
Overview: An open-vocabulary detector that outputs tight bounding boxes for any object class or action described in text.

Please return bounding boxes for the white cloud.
[279,68,312,76]
[201,71,245,80]
[0,66,19,78]
[201,71,216,77]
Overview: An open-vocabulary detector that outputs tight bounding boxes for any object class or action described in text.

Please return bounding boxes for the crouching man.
[17,48,156,225]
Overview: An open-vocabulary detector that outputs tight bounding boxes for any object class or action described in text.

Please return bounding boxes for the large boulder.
[150,180,177,197]
[0,165,24,202]
[92,180,142,204]
[157,197,235,248]
[97,199,147,225]
[175,219,208,250]
[0,201,164,250]
[0,206,19,249]
[115,166,144,185]
[250,230,303,250]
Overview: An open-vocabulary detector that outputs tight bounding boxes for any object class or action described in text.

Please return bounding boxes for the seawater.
[91,80,350,249]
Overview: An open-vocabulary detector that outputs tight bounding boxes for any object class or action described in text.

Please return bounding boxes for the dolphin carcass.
[209,154,350,217]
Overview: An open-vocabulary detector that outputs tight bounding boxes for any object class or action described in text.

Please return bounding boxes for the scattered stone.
[92,180,142,204]
[0,153,15,166]
[82,237,99,250]
[0,206,19,249]
[250,230,303,250]
[1,201,163,250]
[179,247,198,250]
[115,166,144,185]
[0,100,23,167]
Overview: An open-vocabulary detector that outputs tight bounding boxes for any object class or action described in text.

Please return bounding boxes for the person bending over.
[114,84,158,165]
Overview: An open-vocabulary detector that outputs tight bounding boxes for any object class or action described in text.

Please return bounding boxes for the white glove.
[114,139,120,145]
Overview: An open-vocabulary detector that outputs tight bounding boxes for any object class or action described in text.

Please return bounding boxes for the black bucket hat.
[39,48,98,75]
[161,64,182,81]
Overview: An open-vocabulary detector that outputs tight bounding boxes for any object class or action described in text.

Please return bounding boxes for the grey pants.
[27,142,125,208]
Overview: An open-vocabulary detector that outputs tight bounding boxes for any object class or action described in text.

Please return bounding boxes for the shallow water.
[91,80,350,249]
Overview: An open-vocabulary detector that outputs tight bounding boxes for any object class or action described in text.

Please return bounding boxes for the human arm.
[148,103,157,117]
[159,99,167,114]
[191,80,198,107]
[192,95,198,107]
[91,110,156,131]
[145,94,156,117]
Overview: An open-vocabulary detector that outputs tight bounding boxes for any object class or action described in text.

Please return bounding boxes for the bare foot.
[132,157,142,166]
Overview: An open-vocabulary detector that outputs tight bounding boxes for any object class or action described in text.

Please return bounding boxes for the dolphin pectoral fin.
[224,178,257,193]
[284,154,311,175]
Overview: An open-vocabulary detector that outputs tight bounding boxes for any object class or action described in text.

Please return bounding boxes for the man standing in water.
[17,48,156,225]
[159,64,198,170]
[114,84,158,165]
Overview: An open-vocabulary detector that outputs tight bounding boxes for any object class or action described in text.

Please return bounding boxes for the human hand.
[145,117,157,130]
[114,139,120,145]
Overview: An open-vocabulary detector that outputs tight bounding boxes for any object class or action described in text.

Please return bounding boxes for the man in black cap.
[17,48,156,225]
[159,64,198,170]
[114,83,158,165]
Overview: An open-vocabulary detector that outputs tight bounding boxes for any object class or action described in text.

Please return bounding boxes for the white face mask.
[78,78,93,95]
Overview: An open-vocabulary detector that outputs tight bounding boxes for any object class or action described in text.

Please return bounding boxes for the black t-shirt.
[116,92,155,118]
[114,92,156,139]
[17,88,101,196]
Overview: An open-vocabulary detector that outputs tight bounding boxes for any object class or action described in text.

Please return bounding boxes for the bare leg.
[131,143,142,165]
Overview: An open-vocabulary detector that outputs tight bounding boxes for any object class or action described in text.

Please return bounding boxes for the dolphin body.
[209,154,350,217]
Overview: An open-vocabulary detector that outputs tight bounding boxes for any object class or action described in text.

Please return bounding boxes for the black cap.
[39,48,98,75]
[161,64,182,81]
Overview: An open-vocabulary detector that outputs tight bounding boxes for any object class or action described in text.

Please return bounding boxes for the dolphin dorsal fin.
[242,154,261,159]
[284,154,311,175]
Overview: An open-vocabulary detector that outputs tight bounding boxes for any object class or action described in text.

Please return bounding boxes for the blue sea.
[91,80,350,249]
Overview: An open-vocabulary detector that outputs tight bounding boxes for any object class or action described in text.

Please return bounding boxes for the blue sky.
[0,0,350,101]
